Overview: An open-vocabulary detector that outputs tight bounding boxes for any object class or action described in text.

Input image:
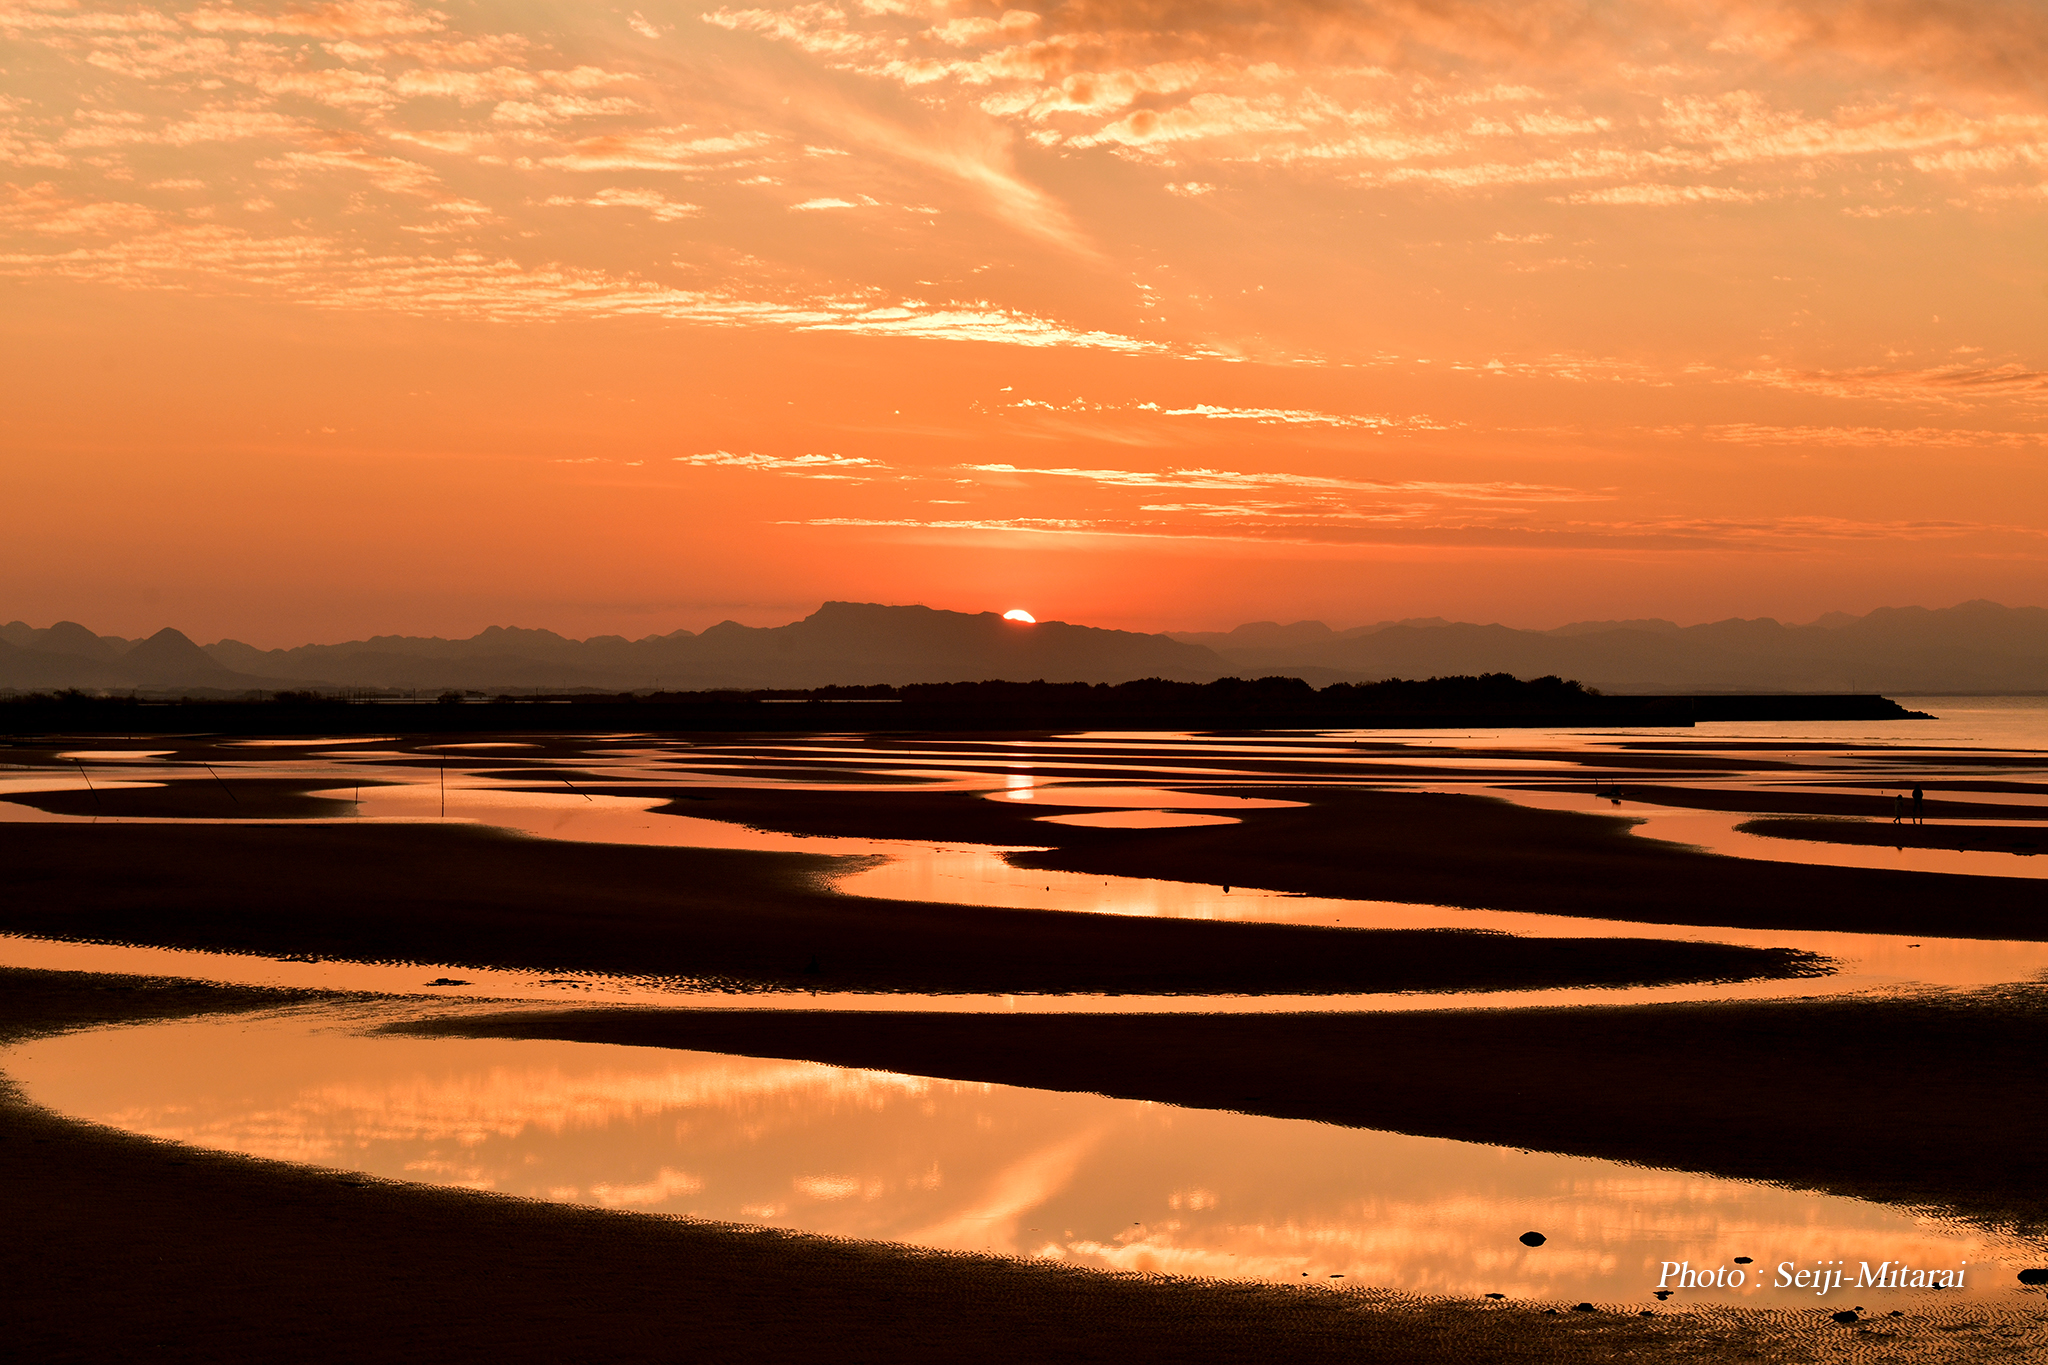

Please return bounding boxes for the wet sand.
[1738,818,2048,856]
[1522,783,2048,823]
[7,968,2044,1364]
[6,776,373,820]
[12,744,2048,1360]
[16,769,2047,944]
[653,784,2048,940]
[398,987,2048,1237]
[0,823,1818,995]
[4,965,1982,1358]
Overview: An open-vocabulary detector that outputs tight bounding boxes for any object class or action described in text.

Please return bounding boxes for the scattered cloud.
[961,461,1593,501]
[1561,183,1764,205]
[987,397,1447,430]
[544,187,700,220]
[1750,363,2048,406]
[0,224,1153,350]
[3,0,2045,398]
[539,129,779,173]
[676,451,883,478]
[1659,422,2048,447]
[181,2,447,39]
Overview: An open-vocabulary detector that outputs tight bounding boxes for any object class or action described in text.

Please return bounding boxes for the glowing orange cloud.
[0,0,2043,643]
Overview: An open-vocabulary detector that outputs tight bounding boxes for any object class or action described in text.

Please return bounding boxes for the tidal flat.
[5,710,2048,1360]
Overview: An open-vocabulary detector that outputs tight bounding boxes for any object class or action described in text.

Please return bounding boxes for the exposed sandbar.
[1738,818,2048,856]
[651,785,2048,941]
[0,823,1817,995]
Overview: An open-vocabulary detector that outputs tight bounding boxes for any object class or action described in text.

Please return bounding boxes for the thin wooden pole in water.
[201,762,238,804]
[439,749,446,821]
[73,760,101,810]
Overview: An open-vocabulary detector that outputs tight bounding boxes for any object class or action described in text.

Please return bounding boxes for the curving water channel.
[6,764,2048,1010]
[6,1005,2039,1310]
[6,703,2048,1308]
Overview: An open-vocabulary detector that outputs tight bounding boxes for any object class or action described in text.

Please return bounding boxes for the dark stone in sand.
[1519,1232,1546,1247]
[1639,1311,1654,1317]
[1831,1311,1859,1325]
[1653,1291,1673,1300]
[2019,1268,2048,1285]
[1572,1303,1596,1313]
[1485,1293,1505,1300]
[1733,1256,1752,1264]
[424,978,468,987]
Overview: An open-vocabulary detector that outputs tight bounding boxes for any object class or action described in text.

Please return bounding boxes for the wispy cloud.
[991,397,1434,429]
[544,187,700,221]
[676,451,883,479]
[0,223,1156,349]
[1750,363,2048,406]
[961,462,1592,501]
[181,2,447,39]
[1658,422,2048,447]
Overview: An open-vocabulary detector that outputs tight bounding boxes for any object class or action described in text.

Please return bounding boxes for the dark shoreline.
[1,690,1930,735]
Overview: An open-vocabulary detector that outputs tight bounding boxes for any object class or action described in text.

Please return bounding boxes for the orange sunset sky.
[3,0,2046,646]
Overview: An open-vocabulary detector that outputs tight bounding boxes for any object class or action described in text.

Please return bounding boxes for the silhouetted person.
[1912,785,1925,825]
[1893,794,1904,824]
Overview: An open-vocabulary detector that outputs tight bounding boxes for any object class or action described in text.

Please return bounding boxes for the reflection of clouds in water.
[793,1174,887,1201]
[909,1126,1111,1253]
[590,1167,704,1207]
[1052,1195,1990,1299]
[399,1156,497,1189]
[18,1016,2032,1304]
[107,1044,931,1160]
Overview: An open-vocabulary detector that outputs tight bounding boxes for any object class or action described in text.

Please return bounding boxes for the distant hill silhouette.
[1169,600,2048,694]
[0,603,1224,694]
[2,599,2042,696]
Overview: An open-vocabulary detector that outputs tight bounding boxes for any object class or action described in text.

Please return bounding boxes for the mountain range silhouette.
[1,599,2043,696]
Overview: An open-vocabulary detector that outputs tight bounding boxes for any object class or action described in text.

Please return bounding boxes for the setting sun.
[5,4,2045,1359]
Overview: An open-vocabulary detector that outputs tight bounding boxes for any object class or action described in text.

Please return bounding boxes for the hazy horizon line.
[5,596,2035,655]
